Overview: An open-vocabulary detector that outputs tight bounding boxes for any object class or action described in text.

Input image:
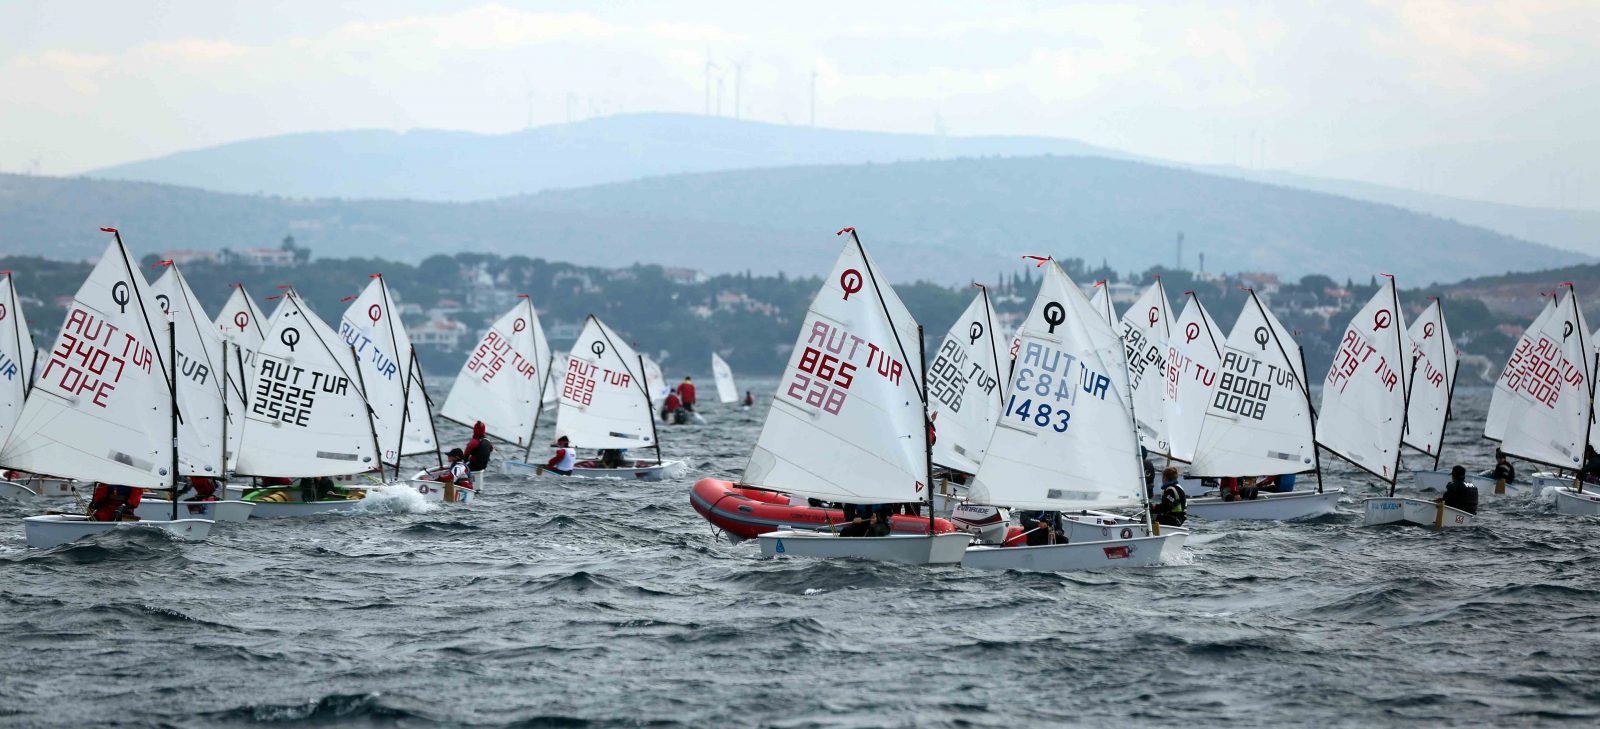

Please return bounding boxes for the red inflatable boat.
[690,478,956,541]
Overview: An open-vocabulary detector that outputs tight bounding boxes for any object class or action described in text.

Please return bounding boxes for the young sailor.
[541,436,577,476]
[1491,449,1516,494]
[1441,465,1479,515]
[677,377,697,412]
[464,421,494,494]
[181,477,220,502]
[87,483,143,522]
[742,391,755,408]
[1151,467,1188,526]
[440,448,473,503]
[662,391,683,423]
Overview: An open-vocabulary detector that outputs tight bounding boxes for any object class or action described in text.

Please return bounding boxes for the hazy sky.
[4,0,1597,208]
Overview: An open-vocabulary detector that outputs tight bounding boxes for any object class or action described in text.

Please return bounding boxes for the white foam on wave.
[356,483,439,515]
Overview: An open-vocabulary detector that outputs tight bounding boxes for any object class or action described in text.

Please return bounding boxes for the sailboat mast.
[219,338,229,477]
[169,320,179,522]
[1388,276,1414,498]
[408,346,443,469]
[1432,298,1453,470]
[526,352,555,461]
[918,325,934,535]
[1582,351,1598,495]
[350,343,385,480]
[638,353,664,466]
[977,283,1005,409]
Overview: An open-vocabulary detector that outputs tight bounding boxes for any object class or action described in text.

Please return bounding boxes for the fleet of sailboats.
[2,226,1596,564]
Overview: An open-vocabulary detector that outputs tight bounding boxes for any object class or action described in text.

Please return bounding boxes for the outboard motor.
[950,503,1011,544]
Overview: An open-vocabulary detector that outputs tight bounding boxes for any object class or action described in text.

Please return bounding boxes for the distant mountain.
[1193,165,1600,257]
[2,154,1586,284]
[83,113,1599,257]
[85,113,1126,201]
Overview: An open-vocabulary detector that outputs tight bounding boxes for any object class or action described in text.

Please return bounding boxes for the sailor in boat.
[676,376,697,413]
[179,477,220,502]
[598,448,627,468]
[438,448,474,503]
[300,476,354,502]
[661,391,687,424]
[464,421,495,494]
[742,391,755,408]
[1258,473,1297,493]
[837,504,891,538]
[86,483,142,522]
[1579,446,1600,486]
[1151,467,1189,527]
[1440,466,1479,515]
[540,436,577,476]
[1491,449,1516,494]
[1019,510,1062,546]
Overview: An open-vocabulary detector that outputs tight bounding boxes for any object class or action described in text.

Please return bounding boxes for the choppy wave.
[1,388,1597,727]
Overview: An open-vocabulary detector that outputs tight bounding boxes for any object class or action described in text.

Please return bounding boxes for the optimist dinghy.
[440,295,559,478]
[2,229,214,547]
[508,315,685,480]
[233,289,385,517]
[1487,286,1594,511]
[722,229,968,564]
[1183,288,1336,521]
[960,257,1184,571]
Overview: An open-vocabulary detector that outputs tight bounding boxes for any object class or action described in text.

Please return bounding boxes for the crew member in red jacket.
[542,436,576,476]
[662,391,683,423]
[87,483,142,522]
[677,377,697,412]
[464,421,494,494]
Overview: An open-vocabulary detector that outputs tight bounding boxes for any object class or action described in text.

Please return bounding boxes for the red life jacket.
[90,484,142,521]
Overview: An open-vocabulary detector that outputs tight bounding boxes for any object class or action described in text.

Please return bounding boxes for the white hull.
[134,499,255,522]
[1186,490,1342,521]
[1060,511,1154,542]
[1362,497,1474,528]
[406,479,477,504]
[0,481,39,499]
[1552,487,1600,516]
[962,532,1186,572]
[1411,469,1548,496]
[757,530,971,565]
[245,499,363,519]
[2,477,77,498]
[23,514,213,548]
[504,458,687,481]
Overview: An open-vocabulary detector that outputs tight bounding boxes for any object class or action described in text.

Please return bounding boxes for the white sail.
[743,232,926,503]
[1316,278,1412,482]
[1485,297,1556,441]
[150,265,227,476]
[339,277,437,463]
[927,288,1006,474]
[554,316,657,450]
[711,353,739,403]
[235,290,379,477]
[1120,280,1174,455]
[1164,294,1224,463]
[1402,300,1458,458]
[214,285,268,470]
[0,235,174,489]
[1188,291,1316,477]
[642,355,669,402]
[1089,284,1114,325]
[1498,290,1591,469]
[969,259,1144,511]
[440,298,553,447]
[0,273,38,449]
